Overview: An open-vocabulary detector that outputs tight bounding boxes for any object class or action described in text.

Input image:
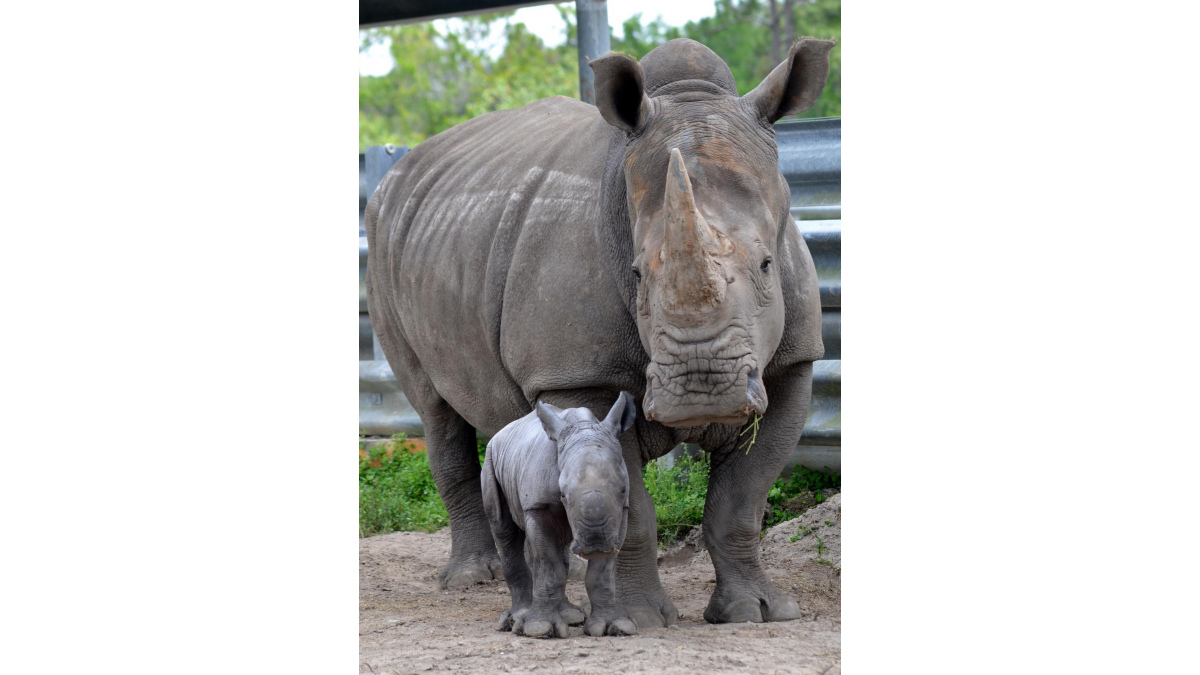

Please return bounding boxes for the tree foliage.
[359,0,839,151]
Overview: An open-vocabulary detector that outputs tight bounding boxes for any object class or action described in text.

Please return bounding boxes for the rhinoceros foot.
[558,599,586,626]
[512,608,569,639]
[619,586,679,629]
[436,552,503,590]
[584,609,637,637]
[496,607,527,632]
[702,580,802,624]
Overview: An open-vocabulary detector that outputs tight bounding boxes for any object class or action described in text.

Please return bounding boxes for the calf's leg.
[583,552,636,636]
[482,463,532,630]
[512,510,573,638]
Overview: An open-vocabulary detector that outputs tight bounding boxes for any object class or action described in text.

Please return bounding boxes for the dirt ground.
[360,494,841,675]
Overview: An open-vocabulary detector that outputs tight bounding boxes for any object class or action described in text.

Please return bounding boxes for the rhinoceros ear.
[536,401,568,442]
[603,391,638,435]
[743,38,835,124]
[590,53,651,133]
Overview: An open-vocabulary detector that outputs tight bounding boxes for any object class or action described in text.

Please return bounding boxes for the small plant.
[762,466,840,528]
[825,520,832,526]
[815,535,826,556]
[359,433,449,537]
[790,525,810,542]
[814,558,833,567]
[643,452,710,545]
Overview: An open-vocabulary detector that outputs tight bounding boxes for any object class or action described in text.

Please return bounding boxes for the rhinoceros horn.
[662,148,727,314]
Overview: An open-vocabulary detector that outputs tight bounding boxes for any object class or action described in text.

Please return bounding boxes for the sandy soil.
[360,494,841,675]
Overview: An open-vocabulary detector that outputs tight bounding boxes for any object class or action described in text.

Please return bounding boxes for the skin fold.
[482,393,639,638]
[366,38,832,626]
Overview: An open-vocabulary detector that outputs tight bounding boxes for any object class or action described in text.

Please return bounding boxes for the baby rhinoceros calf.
[481,392,639,639]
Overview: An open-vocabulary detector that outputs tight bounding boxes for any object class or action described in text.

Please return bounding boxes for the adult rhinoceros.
[365,38,832,627]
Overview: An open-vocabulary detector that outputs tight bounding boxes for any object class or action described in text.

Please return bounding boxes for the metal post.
[575,0,610,104]
[363,144,407,200]
[362,144,408,361]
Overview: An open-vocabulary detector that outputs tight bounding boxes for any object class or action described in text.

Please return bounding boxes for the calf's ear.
[742,38,835,124]
[590,53,651,133]
[604,391,638,435]
[536,401,567,442]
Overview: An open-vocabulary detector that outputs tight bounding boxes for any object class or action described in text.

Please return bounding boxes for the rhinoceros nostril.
[745,369,768,415]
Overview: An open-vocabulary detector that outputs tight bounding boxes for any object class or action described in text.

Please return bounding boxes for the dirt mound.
[360,496,841,674]
[762,492,841,567]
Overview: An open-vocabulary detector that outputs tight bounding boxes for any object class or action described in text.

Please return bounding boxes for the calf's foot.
[558,599,585,626]
[584,608,637,637]
[496,606,528,632]
[512,608,569,639]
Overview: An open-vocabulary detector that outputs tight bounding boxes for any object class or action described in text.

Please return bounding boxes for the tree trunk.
[769,0,781,65]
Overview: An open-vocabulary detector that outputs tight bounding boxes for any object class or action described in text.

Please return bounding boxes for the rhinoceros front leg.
[702,360,814,624]
[423,400,502,590]
[614,433,680,628]
[584,546,637,636]
[510,510,581,639]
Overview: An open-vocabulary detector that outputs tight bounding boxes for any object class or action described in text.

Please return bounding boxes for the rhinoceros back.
[366,96,641,436]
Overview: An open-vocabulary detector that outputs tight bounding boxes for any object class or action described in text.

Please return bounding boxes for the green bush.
[358,434,839,542]
[764,465,841,528]
[643,452,710,545]
[359,434,449,536]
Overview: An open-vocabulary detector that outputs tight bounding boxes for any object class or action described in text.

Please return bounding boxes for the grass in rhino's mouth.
[739,413,763,454]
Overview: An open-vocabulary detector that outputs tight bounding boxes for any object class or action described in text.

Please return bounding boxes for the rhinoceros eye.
[632,268,642,282]
[760,258,772,272]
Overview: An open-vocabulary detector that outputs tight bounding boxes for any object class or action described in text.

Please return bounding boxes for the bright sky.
[360,1,719,76]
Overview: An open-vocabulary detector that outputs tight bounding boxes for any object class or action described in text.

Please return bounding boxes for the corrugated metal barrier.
[359,118,841,472]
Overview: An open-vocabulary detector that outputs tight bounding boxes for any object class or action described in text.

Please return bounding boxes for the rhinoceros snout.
[579,491,609,521]
[572,540,619,560]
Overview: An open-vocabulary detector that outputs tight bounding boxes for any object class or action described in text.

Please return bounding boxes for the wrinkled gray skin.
[482,393,639,638]
[366,38,831,626]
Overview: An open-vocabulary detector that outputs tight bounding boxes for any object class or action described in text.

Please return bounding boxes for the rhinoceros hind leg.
[420,394,502,590]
